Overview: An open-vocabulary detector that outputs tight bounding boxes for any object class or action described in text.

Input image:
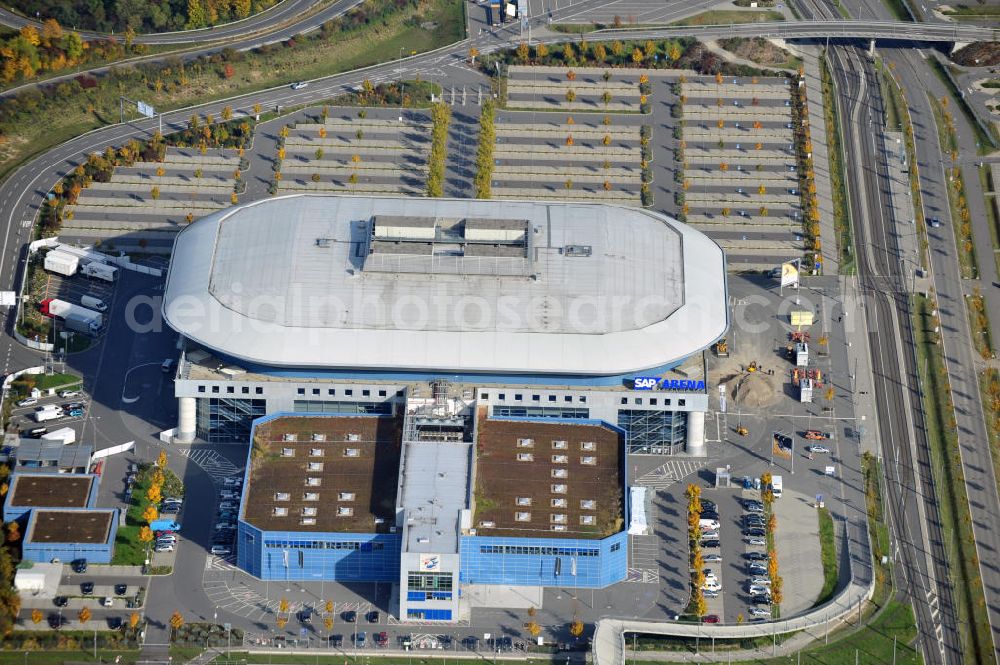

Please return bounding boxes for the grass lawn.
[113,463,185,565]
[943,4,1000,17]
[862,452,893,605]
[33,373,82,391]
[815,507,838,606]
[913,295,994,665]
[928,95,977,279]
[980,164,1000,278]
[669,10,784,25]
[820,53,854,274]
[0,0,465,184]
[928,57,999,150]
[0,651,140,665]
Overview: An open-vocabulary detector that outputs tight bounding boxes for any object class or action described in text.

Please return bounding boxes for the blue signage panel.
[633,377,706,391]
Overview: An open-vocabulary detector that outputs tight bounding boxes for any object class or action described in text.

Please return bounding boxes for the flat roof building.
[3,473,99,522]
[236,412,629,623]
[164,195,726,378]
[163,196,726,458]
[13,440,93,474]
[22,508,118,564]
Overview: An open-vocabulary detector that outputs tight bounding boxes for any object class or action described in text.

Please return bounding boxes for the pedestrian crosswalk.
[634,460,704,489]
[176,448,243,485]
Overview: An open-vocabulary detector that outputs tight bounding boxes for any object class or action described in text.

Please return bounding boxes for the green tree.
[186,0,207,28]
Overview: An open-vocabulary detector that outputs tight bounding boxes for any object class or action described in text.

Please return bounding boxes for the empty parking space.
[62,147,240,251]
[276,108,431,196]
[679,75,809,270]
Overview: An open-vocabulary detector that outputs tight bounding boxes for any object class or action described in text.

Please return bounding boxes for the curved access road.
[0,0,346,45]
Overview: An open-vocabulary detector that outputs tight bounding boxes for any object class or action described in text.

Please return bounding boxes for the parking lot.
[679,75,808,271]
[276,108,432,196]
[61,147,239,253]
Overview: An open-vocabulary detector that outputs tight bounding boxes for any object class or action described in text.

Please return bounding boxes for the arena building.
[163,195,728,455]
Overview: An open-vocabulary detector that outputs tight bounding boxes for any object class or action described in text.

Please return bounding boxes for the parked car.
[929,217,942,228]
[103,597,114,608]
[58,390,81,398]
[746,537,766,546]
[154,544,175,553]
[210,545,232,556]
[700,500,717,513]
[699,520,720,531]
[114,584,128,595]
[67,408,84,418]
[330,635,343,648]
[291,81,309,89]
[702,539,721,548]
[376,632,389,647]
[745,551,769,561]
[367,610,380,623]
[353,632,366,647]
[25,426,48,437]
[804,430,831,440]
[298,609,313,624]
[53,596,68,607]
[64,402,85,411]
[17,397,38,407]
[748,564,768,575]
[108,616,123,630]
[750,594,773,605]
[748,584,771,596]
[702,615,720,624]
[702,589,720,598]
[700,511,720,521]
[81,582,94,595]
[743,499,764,512]
[219,502,238,510]
[701,530,720,539]
[703,554,722,563]
[749,577,771,587]
[342,610,357,623]
[72,558,88,573]
[748,608,771,618]
[806,445,831,454]
[48,614,64,629]
[744,528,766,538]
[702,580,722,592]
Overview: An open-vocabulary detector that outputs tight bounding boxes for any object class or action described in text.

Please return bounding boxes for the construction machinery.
[715,338,729,357]
[736,425,749,436]
[747,361,759,373]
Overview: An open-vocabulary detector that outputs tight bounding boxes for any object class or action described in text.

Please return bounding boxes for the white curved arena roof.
[163,195,728,376]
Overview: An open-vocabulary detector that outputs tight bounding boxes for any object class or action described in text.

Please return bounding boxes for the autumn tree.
[79,607,92,624]
[130,613,142,630]
[6,521,20,542]
[31,609,42,624]
[169,611,184,636]
[569,619,584,637]
[142,505,158,524]
[526,621,541,637]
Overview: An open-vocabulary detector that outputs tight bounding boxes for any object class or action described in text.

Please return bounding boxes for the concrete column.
[176,396,196,443]
[685,411,706,457]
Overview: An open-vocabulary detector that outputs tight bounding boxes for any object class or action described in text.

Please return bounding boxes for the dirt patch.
[717,37,799,68]
[952,42,1000,67]
[730,371,779,408]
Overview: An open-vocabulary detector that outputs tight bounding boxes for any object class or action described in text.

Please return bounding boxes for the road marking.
[176,448,243,485]
[633,460,704,489]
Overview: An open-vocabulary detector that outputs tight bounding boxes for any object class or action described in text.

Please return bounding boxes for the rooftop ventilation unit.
[564,244,592,257]
[282,433,297,442]
[311,433,327,442]
[315,238,332,248]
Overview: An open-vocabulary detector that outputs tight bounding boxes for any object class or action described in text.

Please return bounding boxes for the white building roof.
[163,195,728,376]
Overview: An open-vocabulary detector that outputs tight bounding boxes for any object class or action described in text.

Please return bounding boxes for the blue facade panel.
[459,530,627,588]
[21,509,118,564]
[239,522,401,582]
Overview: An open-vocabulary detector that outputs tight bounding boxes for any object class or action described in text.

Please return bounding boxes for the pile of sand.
[731,372,778,408]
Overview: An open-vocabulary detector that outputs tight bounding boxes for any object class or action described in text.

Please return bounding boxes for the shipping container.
[80,262,119,282]
[41,427,76,445]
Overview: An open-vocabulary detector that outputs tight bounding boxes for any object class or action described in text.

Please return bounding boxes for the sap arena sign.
[633,377,706,391]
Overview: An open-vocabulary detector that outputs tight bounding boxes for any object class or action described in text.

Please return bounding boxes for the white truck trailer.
[44,250,80,277]
[80,262,118,282]
[39,298,103,335]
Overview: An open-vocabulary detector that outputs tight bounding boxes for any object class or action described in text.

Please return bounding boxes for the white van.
[80,295,107,312]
